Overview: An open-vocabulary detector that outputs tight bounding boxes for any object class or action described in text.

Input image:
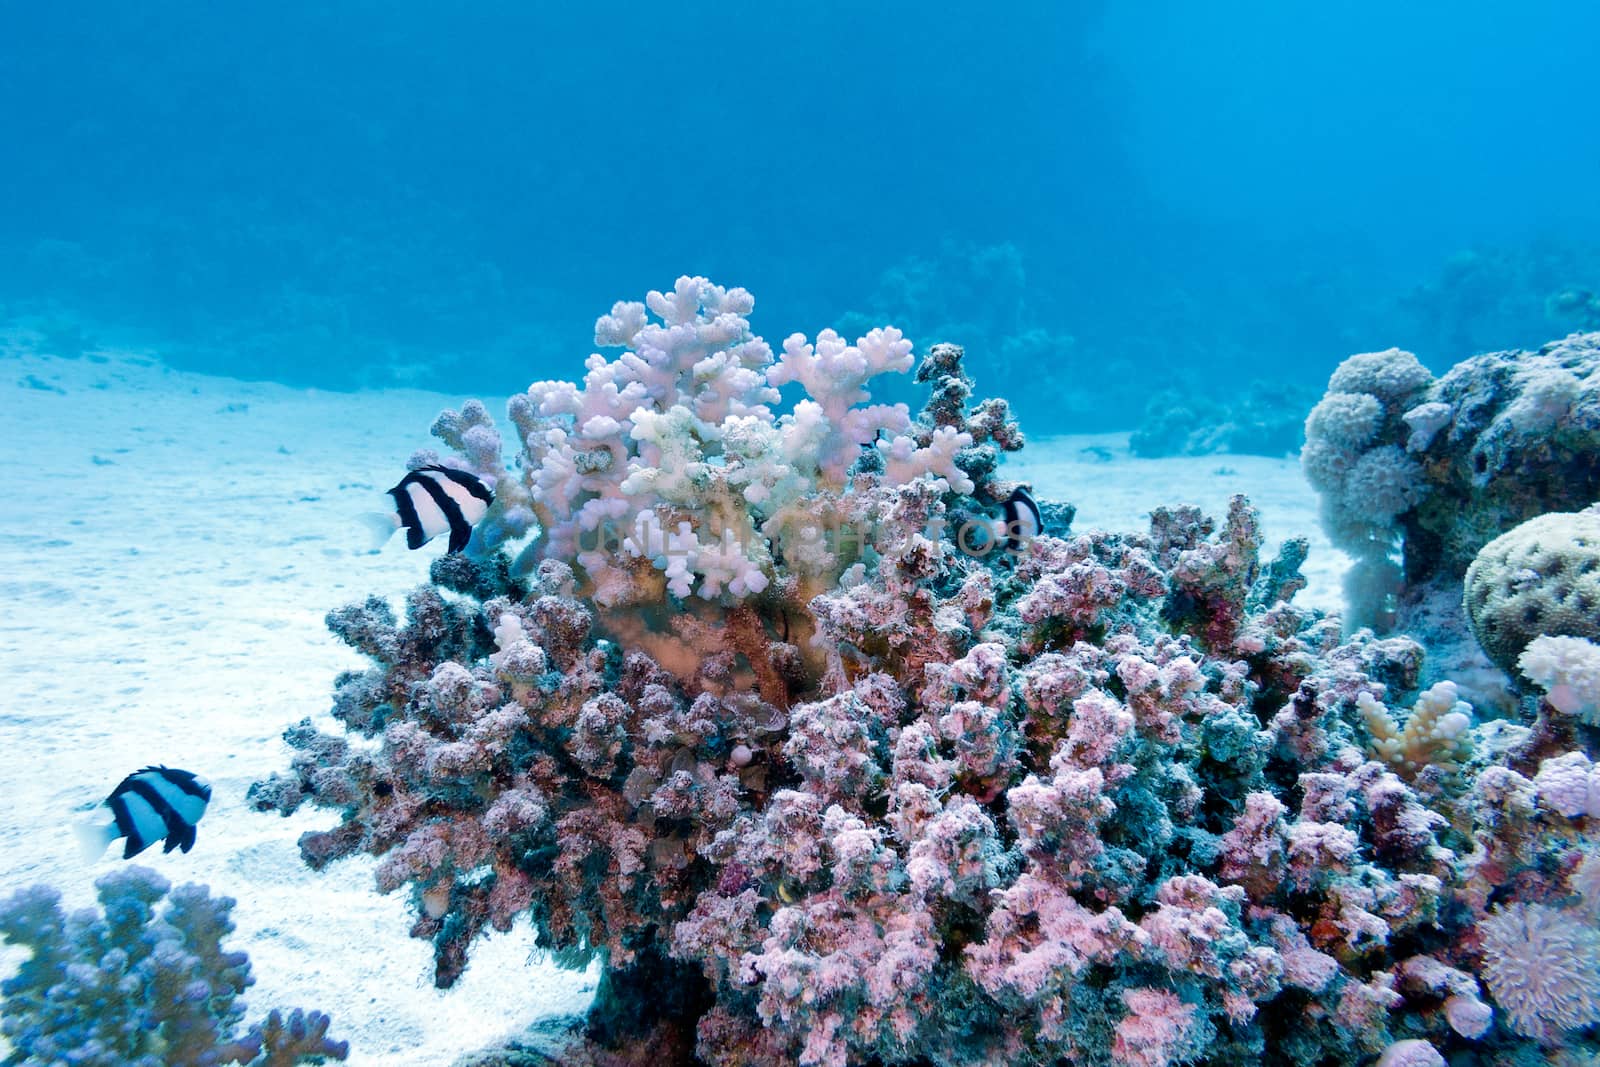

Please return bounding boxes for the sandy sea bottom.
[0,341,1349,1065]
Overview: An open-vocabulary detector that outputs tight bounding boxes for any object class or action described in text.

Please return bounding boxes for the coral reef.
[256,280,1600,1066]
[1399,242,1600,361]
[0,865,347,1066]
[1129,382,1312,459]
[1549,288,1600,332]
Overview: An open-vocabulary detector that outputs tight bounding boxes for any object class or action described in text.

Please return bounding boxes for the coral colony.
[13,274,1600,1065]
[0,868,347,1065]
[242,281,1600,1065]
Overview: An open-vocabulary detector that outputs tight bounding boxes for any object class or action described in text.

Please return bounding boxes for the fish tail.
[357,511,399,552]
[73,817,116,862]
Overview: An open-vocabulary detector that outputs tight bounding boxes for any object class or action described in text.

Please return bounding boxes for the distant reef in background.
[4,236,1599,440]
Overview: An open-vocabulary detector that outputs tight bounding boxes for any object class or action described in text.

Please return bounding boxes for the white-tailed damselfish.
[75,766,212,860]
[1002,486,1043,551]
[362,464,494,553]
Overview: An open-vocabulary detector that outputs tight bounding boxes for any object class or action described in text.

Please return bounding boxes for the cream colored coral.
[1359,681,1473,779]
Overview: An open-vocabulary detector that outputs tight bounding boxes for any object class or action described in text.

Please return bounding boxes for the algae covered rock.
[1304,332,1600,645]
[1406,332,1600,583]
[1464,507,1600,673]
[1308,333,1600,587]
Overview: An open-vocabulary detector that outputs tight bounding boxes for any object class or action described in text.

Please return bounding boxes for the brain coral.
[1464,507,1600,674]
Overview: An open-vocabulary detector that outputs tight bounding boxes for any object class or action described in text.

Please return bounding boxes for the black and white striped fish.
[1001,486,1043,552]
[75,766,212,861]
[362,465,494,553]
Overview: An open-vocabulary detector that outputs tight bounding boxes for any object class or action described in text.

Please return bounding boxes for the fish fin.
[357,511,399,552]
[73,817,117,863]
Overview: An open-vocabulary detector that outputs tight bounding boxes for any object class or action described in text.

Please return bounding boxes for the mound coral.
[1300,350,1437,634]
[1129,381,1312,459]
[0,866,347,1066]
[1465,509,1600,675]
[256,280,1600,1066]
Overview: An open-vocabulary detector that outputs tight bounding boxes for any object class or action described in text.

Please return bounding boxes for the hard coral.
[1465,508,1600,675]
[1129,380,1312,459]
[1359,681,1474,781]
[506,277,923,610]
[0,866,347,1067]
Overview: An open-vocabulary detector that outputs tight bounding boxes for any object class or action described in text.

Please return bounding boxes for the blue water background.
[4,1,1598,430]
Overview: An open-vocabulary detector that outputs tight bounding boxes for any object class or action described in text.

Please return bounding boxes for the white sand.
[0,337,1346,1064]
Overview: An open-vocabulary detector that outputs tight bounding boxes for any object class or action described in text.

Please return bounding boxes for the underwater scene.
[5,2,1600,1065]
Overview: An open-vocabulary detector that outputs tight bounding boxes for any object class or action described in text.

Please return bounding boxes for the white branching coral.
[503,277,937,605]
[488,613,529,670]
[769,327,915,482]
[1359,681,1474,779]
[876,424,976,495]
[1519,635,1600,722]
